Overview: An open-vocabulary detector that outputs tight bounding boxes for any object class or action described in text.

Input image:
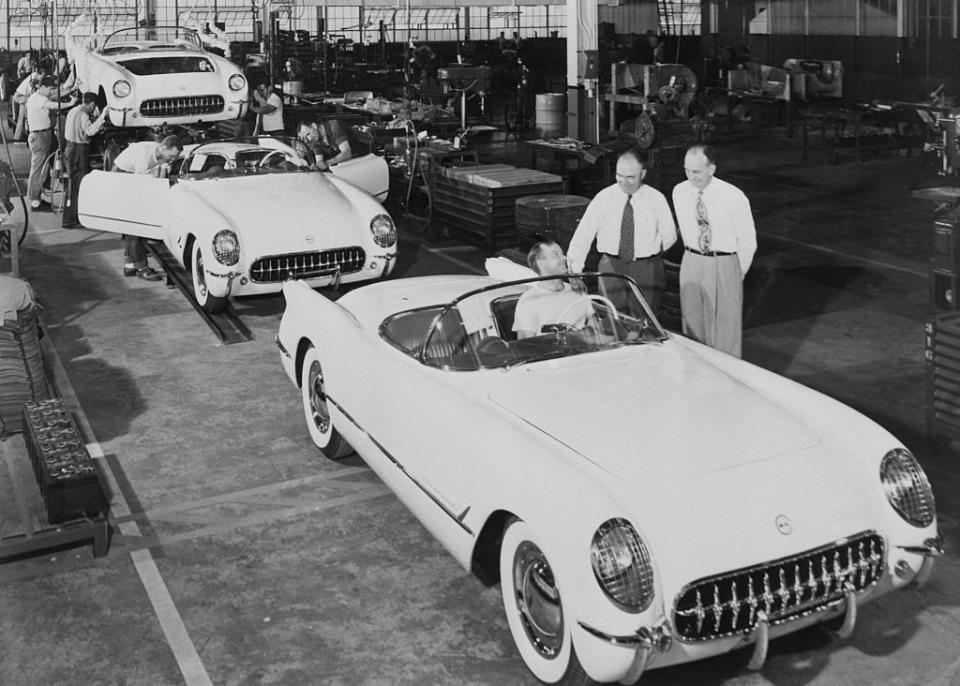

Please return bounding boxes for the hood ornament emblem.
[775,515,792,535]
[305,234,314,244]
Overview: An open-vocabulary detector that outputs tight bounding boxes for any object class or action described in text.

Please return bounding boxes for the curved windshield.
[380,273,667,371]
[179,143,312,179]
[102,27,202,52]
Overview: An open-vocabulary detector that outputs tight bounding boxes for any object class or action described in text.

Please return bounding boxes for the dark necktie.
[618,194,634,261]
[696,190,712,252]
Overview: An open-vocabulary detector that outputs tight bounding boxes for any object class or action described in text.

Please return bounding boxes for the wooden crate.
[433,165,564,255]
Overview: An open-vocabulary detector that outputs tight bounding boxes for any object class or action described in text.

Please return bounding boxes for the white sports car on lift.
[276,269,941,685]
[69,25,248,128]
[78,139,396,313]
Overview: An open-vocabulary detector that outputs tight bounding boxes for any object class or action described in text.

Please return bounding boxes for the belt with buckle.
[601,252,661,261]
[30,128,51,133]
[685,247,735,257]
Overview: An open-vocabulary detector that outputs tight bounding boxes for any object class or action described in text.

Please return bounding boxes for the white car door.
[77,170,170,240]
[329,153,389,202]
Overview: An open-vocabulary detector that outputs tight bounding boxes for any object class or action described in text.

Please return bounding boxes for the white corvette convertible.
[67,24,248,128]
[276,270,941,685]
[78,139,396,312]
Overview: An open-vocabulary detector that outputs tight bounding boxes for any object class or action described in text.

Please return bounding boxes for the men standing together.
[568,144,756,358]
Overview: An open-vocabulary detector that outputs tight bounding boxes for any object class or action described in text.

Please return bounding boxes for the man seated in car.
[513,240,597,339]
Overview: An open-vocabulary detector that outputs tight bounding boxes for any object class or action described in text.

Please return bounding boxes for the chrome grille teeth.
[674,534,884,641]
[777,568,790,610]
[250,248,366,283]
[746,576,758,626]
[726,580,741,629]
[791,563,805,606]
[710,584,723,632]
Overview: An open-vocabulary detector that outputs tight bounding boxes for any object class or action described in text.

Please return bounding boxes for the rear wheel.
[500,518,596,685]
[300,346,353,459]
[191,240,227,314]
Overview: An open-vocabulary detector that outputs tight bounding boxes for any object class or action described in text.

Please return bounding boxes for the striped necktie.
[618,194,634,261]
[696,190,712,252]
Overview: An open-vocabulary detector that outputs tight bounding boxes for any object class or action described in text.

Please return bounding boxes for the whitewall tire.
[300,346,353,459]
[191,241,227,314]
[499,518,594,685]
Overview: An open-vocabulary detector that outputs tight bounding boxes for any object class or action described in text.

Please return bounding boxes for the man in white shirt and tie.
[672,144,757,358]
[567,148,677,316]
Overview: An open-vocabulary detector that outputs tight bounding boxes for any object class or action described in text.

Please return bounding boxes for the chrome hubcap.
[513,541,563,658]
[307,361,330,433]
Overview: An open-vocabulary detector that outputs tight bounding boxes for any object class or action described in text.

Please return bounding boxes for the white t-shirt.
[512,283,592,335]
[260,92,284,133]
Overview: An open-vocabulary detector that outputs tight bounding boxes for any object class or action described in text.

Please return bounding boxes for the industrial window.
[326,6,362,44]
[913,0,957,39]
[659,0,701,36]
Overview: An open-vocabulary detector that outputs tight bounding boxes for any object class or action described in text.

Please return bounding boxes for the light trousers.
[679,252,743,357]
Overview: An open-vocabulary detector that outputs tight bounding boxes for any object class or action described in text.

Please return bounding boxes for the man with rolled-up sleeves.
[672,144,756,358]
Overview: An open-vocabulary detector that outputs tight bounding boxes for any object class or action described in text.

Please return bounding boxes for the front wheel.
[300,346,353,459]
[500,518,596,685]
[191,241,227,314]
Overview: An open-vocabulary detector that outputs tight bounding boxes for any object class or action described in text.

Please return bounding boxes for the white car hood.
[182,174,367,255]
[487,343,879,585]
[488,343,820,482]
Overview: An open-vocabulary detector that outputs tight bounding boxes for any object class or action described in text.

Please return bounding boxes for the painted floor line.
[759,230,926,278]
[132,549,214,686]
[41,321,213,686]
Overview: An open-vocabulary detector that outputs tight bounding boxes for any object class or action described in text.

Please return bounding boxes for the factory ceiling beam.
[293,0,565,6]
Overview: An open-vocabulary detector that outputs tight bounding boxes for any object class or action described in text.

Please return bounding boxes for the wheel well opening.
[471,509,515,586]
[183,235,196,272]
[294,339,312,389]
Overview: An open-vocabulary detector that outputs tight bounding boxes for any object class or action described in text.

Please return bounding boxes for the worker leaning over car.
[295,118,352,170]
[111,134,182,281]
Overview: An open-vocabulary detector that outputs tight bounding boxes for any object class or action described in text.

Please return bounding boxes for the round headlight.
[229,74,246,92]
[370,213,397,248]
[881,448,936,527]
[212,230,240,266]
[112,80,131,98]
[591,518,654,613]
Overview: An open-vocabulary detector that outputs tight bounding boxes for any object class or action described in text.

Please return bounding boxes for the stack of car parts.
[0,301,50,436]
[22,399,108,524]
[925,312,960,441]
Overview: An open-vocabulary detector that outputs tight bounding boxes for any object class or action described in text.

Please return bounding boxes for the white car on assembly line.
[68,24,248,128]
[78,139,396,313]
[276,270,941,686]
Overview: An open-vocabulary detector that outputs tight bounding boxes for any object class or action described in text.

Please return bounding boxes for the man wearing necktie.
[568,148,677,315]
[672,144,757,357]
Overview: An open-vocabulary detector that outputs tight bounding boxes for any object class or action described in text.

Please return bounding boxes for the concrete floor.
[1,126,959,686]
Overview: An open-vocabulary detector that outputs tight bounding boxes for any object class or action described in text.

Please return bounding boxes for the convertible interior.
[380,290,633,370]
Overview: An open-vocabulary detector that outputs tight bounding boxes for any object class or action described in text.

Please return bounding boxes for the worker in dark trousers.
[61,92,107,229]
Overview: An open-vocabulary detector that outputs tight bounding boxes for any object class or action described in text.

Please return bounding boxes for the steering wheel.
[258,149,292,169]
[553,293,619,329]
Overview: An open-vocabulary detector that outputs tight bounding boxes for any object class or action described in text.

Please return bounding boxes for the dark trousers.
[598,252,665,316]
[62,141,89,225]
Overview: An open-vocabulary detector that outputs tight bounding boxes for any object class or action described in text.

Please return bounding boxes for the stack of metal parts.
[433,165,564,254]
[0,303,50,436]
[515,194,591,249]
[22,399,108,524]
[926,313,960,442]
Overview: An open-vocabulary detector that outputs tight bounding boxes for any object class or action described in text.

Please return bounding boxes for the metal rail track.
[146,242,252,345]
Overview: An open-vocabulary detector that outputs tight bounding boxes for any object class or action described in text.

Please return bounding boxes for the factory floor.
[1,124,959,686]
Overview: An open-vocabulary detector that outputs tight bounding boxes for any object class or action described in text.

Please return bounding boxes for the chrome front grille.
[250,247,366,283]
[673,532,884,642]
[140,95,224,118]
